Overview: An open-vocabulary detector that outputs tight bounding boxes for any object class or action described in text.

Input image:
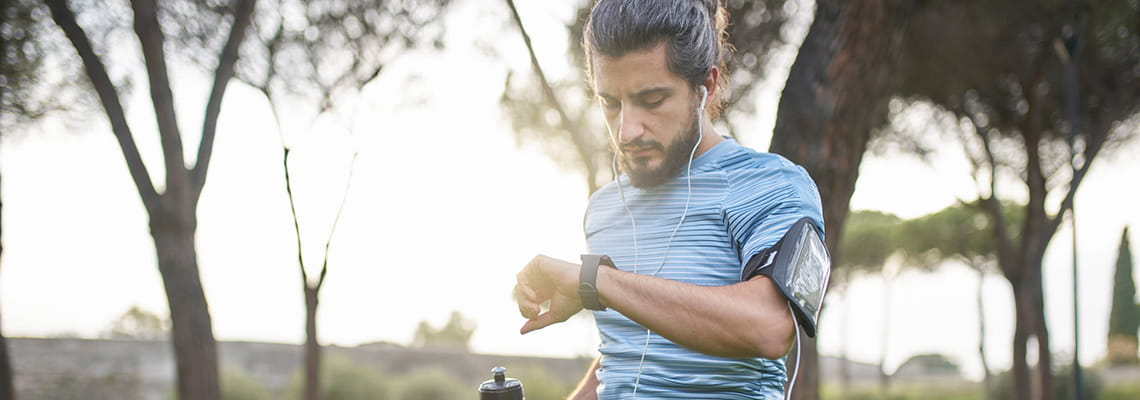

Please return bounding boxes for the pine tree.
[1108,226,1139,365]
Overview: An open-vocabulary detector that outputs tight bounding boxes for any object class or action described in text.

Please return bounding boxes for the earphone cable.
[631,96,705,399]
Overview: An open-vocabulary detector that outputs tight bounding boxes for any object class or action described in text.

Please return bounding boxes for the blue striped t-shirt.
[584,138,824,400]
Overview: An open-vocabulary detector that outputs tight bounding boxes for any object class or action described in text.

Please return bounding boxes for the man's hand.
[514,255,581,334]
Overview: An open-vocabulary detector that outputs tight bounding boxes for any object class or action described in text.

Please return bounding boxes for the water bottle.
[478,366,524,400]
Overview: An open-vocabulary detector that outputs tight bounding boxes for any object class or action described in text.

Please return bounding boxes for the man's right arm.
[567,357,600,400]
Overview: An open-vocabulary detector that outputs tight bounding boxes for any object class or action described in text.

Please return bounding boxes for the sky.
[2,0,1139,383]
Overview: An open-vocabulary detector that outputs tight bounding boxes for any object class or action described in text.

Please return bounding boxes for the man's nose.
[618,107,645,144]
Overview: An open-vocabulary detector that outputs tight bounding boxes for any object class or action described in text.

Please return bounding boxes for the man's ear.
[701,66,720,102]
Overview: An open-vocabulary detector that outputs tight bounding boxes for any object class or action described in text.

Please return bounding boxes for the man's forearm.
[596,267,794,359]
[567,357,600,400]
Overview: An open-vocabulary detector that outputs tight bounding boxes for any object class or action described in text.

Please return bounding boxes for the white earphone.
[626,83,708,399]
[698,85,708,112]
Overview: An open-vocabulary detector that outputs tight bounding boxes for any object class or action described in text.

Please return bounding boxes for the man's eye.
[600,98,620,110]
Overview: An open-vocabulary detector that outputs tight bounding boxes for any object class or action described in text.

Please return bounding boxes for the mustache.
[619,138,664,152]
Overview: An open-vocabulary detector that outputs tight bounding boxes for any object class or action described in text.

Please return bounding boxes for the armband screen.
[741,217,831,338]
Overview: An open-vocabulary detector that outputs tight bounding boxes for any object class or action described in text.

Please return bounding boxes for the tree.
[40,0,258,398]
[895,201,1023,399]
[206,2,452,399]
[282,149,354,400]
[888,1,1140,398]
[838,210,902,273]
[412,311,476,351]
[1108,227,1139,365]
[836,210,901,398]
[2,0,93,395]
[100,305,171,340]
[0,170,9,400]
[768,1,910,398]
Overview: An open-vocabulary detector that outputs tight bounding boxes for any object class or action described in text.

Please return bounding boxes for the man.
[513,0,825,399]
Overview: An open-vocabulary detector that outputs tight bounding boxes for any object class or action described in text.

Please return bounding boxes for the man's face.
[592,42,701,188]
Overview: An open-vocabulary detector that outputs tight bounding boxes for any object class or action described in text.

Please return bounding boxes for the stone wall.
[9,337,592,400]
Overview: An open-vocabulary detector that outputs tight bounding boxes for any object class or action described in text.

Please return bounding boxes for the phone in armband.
[741,217,831,338]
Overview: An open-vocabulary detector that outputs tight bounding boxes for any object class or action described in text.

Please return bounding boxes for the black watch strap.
[578,254,614,311]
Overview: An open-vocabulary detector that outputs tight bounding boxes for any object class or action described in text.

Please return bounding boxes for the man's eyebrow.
[595,86,673,102]
[632,87,672,99]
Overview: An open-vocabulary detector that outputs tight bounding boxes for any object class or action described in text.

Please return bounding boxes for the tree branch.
[283,148,310,286]
[193,0,258,200]
[316,152,358,292]
[504,0,601,194]
[131,0,189,201]
[1044,123,1107,237]
[45,0,160,214]
[972,121,1016,278]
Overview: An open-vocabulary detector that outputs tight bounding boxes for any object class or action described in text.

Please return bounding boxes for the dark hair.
[583,0,731,115]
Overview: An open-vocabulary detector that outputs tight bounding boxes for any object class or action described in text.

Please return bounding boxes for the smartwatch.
[578,254,614,311]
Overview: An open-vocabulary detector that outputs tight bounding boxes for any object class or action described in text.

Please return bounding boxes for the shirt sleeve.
[723,159,825,274]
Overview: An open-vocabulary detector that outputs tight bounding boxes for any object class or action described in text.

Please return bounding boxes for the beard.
[618,107,701,189]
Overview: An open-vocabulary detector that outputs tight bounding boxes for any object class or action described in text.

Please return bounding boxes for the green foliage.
[1102,380,1140,400]
[821,381,982,400]
[286,355,392,400]
[1108,226,1140,364]
[0,0,92,131]
[990,366,1104,400]
[220,367,273,400]
[392,367,468,400]
[412,310,476,350]
[167,367,273,400]
[838,210,903,272]
[43,370,142,400]
[1109,227,1139,338]
[895,353,961,375]
[509,364,576,400]
[894,201,1022,271]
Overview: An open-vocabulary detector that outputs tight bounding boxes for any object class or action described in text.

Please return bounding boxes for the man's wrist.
[578,255,614,311]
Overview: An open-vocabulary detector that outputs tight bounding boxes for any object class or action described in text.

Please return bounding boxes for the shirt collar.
[684,136,737,174]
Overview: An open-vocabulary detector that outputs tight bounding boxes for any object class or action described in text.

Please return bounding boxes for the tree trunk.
[770,1,904,398]
[0,326,9,400]
[304,286,321,400]
[1010,281,1032,400]
[976,268,993,400]
[879,273,892,399]
[152,214,220,400]
[0,171,12,400]
[838,284,850,400]
[42,1,255,399]
[1006,255,1054,400]
[1028,259,1054,400]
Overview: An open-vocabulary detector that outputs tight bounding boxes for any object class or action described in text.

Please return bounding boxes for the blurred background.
[1,0,1137,399]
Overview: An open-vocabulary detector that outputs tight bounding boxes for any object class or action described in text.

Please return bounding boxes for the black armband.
[741,217,831,338]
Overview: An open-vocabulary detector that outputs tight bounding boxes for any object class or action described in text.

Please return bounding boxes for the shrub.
[48,369,142,400]
[220,366,273,400]
[393,367,467,400]
[509,365,576,400]
[286,355,392,400]
[990,366,1103,400]
[1102,381,1140,400]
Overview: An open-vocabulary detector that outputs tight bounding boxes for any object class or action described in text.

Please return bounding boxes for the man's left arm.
[516,255,795,360]
[598,264,796,359]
